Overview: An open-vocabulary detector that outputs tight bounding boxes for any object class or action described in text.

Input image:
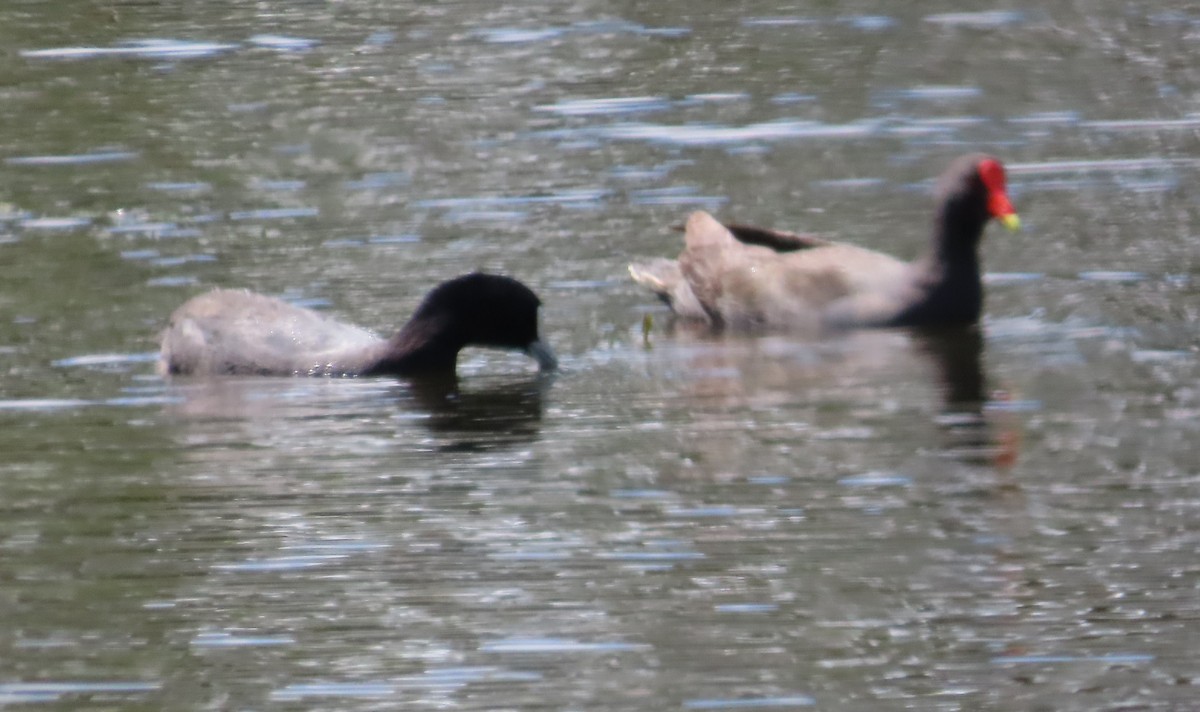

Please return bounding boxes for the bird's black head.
[933,153,1020,257]
[388,272,556,374]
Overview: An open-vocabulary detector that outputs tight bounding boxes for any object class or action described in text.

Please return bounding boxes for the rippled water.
[1,1,1199,710]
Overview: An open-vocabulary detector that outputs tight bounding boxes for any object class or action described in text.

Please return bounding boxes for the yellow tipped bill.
[999,212,1021,232]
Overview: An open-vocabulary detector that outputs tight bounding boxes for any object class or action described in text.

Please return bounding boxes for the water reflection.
[912,327,1020,468]
[4,0,1199,707]
[647,319,1019,469]
[410,376,549,451]
[162,373,547,452]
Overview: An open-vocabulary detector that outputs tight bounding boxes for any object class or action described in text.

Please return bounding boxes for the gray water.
[1,1,1198,710]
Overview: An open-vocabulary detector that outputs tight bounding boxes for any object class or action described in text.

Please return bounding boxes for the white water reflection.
[21,39,239,61]
[598,119,880,145]
[924,11,1026,27]
[6,150,137,165]
[536,96,672,116]
[684,696,816,709]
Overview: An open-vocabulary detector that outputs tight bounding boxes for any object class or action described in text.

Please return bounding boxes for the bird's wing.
[679,211,911,330]
[628,258,712,323]
[724,222,832,252]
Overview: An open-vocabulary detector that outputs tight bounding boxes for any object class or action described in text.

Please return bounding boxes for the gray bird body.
[159,289,388,376]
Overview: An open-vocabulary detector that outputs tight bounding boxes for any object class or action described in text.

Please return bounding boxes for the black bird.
[159,272,557,377]
[629,154,1021,331]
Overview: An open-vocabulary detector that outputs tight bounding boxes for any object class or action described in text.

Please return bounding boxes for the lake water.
[1,1,1198,710]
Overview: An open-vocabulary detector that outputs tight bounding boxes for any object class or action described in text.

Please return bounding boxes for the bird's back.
[159,289,384,376]
[679,211,914,330]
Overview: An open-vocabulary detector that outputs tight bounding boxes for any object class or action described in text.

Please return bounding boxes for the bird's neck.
[362,315,462,377]
[900,204,986,326]
[929,201,987,268]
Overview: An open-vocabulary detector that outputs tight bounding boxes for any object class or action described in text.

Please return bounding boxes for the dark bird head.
[934,154,1021,258]
[375,272,556,376]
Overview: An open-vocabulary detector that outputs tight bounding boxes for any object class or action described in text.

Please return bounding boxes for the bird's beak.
[988,190,1021,232]
[527,340,558,371]
[998,212,1021,232]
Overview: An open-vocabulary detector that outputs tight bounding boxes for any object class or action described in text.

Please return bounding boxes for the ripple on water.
[487,550,573,561]
[714,603,779,613]
[747,475,791,485]
[535,96,672,117]
[841,15,895,31]
[609,488,677,499]
[322,238,367,248]
[595,550,705,562]
[680,92,751,106]
[684,695,816,709]
[247,34,319,51]
[991,653,1155,665]
[440,209,529,224]
[598,119,879,146]
[983,272,1044,285]
[0,682,160,705]
[0,388,182,408]
[52,352,159,369]
[108,222,181,237]
[547,279,621,290]
[21,39,238,61]
[984,316,1135,369]
[665,505,744,517]
[213,554,349,572]
[1082,117,1200,132]
[1007,157,1184,175]
[888,116,987,138]
[924,11,1025,27]
[1115,175,1178,192]
[812,177,885,191]
[770,92,815,105]
[19,216,92,230]
[741,15,892,31]
[629,186,727,208]
[106,395,182,406]
[161,227,205,239]
[151,254,217,268]
[0,398,93,412]
[416,188,608,210]
[568,20,690,38]
[1077,271,1146,283]
[837,472,913,488]
[271,668,542,701]
[1130,350,1193,364]
[272,143,310,156]
[343,172,409,190]
[147,275,199,287]
[878,85,982,102]
[191,632,296,648]
[146,181,211,193]
[982,398,1043,413]
[6,150,138,166]
[228,207,319,221]
[271,683,398,700]
[473,27,565,44]
[1150,11,1200,26]
[250,179,306,192]
[368,234,421,244]
[1009,111,1081,126]
[608,163,685,181]
[741,16,822,28]
[479,637,649,653]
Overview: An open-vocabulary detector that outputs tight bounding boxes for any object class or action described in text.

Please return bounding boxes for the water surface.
[1,1,1199,710]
